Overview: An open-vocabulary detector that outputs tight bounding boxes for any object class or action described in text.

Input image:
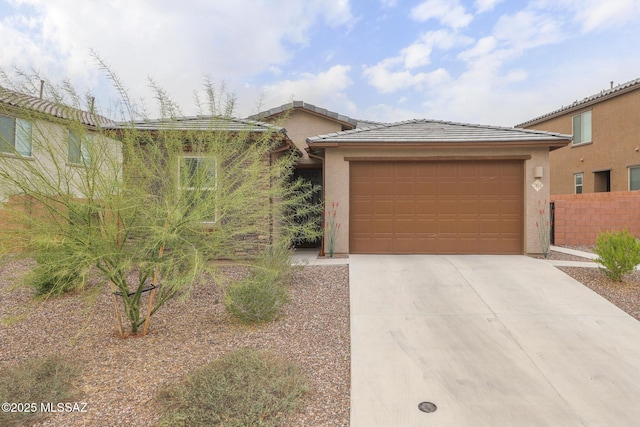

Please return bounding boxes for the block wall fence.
[551,191,640,246]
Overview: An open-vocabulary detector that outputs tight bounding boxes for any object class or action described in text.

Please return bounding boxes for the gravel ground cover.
[0,262,350,427]
[2,248,639,426]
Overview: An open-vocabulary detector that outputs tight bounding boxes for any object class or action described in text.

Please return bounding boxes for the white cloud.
[457,36,498,61]
[380,0,398,8]
[363,62,450,93]
[410,0,473,29]
[363,30,469,93]
[401,30,470,69]
[260,65,354,113]
[475,0,503,13]
[0,0,355,116]
[531,0,640,33]
[573,0,640,32]
[493,10,564,50]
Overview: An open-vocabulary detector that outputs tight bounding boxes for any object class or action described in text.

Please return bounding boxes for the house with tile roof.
[251,102,573,255]
[249,101,373,247]
[0,86,123,247]
[0,86,120,200]
[0,87,574,256]
[306,119,571,255]
[516,77,640,195]
[104,114,296,257]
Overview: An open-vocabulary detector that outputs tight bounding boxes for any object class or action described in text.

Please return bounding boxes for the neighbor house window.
[572,111,592,145]
[575,173,583,194]
[0,114,32,156]
[68,130,90,165]
[630,167,640,191]
[179,156,217,222]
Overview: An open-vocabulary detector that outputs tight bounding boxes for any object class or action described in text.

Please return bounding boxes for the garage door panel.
[499,219,522,234]
[415,219,436,233]
[395,200,416,215]
[395,166,416,178]
[458,219,479,233]
[373,200,394,215]
[414,201,437,215]
[415,182,438,196]
[438,181,464,195]
[457,181,479,197]
[350,161,523,254]
[459,200,479,215]
[500,199,521,212]
[437,199,460,215]
[479,181,503,195]
[373,220,394,234]
[375,183,396,196]
[436,219,459,234]
[396,184,416,197]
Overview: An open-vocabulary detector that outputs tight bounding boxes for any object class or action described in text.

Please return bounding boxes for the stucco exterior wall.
[522,89,640,195]
[278,110,346,163]
[0,117,122,202]
[0,117,122,249]
[323,145,552,255]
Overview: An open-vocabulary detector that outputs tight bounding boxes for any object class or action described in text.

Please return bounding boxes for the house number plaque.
[531,179,543,192]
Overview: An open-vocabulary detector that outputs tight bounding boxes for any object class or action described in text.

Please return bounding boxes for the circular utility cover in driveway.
[418,401,437,413]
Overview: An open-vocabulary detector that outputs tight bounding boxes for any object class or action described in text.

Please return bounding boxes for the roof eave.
[249,101,359,128]
[517,80,640,127]
[307,139,571,149]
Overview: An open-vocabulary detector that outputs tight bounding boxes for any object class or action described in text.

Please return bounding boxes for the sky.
[1,0,640,126]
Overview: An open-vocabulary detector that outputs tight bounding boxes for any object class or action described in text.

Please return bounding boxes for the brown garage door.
[350,160,524,254]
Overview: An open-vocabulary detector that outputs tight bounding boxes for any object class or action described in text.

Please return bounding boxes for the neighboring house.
[516,77,640,195]
[0,87,120,232]
[306,119,571,255]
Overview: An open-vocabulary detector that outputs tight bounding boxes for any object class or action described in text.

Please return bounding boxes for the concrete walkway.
[350,255,640,426]
[543,245,600,268]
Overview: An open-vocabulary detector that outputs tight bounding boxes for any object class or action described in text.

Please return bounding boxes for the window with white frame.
[0,114,32,156]
[179,156,218,222]
[575,172,583,194]
[572,111,592,145]
[630,166,640,191]
[68,130,90,165]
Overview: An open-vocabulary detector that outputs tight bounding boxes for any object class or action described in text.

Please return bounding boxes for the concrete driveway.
[350,255,640,427]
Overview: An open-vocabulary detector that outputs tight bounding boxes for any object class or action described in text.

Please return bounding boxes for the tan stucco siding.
[524,89,640,195]
[281,110,345,163]
[323,145,552,255]
[0,118,122,201]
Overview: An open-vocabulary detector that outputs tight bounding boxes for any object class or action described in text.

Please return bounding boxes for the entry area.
[349,160,524,254]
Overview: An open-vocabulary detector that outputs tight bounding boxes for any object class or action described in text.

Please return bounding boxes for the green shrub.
[223,244,295,323]
[224,268,289,323]
[26,246,88,295]
[593,229,640,281]
[0,355,81,426]
[156,348,309,427]
[27,264,82,296]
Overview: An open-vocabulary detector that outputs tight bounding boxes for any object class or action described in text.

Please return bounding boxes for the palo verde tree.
[0,71,320,336]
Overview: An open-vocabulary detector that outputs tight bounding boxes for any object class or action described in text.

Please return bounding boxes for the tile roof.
[307,119,572,144]
[0,86,113,128]
[249,101,360,128]
[106,115,285,133]
[516,77,640,127]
